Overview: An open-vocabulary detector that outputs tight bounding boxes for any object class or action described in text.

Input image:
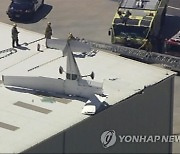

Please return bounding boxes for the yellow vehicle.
[108,0,169,50]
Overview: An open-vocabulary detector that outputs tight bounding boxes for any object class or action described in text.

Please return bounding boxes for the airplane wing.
[2,75,65,94]
[46,39,92,54]
[81,94,107,115]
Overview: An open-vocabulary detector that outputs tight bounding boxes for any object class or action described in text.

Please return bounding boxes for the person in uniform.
[139,39,152,52]
[145,40,152,52]
[45,22,52,39]
[45,22,53,48]
[68,33,76,40]
[117,7,122,17]
[12,23,20,48]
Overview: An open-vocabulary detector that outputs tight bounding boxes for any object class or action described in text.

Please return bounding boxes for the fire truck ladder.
[86,40,180,72]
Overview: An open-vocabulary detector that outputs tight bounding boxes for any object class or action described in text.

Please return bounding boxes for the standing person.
[68,33,76,40]
[45,22,52,39]
[45,22,52,48]
[12,23,20,48]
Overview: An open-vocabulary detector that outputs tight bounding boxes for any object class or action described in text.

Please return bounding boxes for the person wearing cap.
[11,23,20,48]
[117,7,122,17]
[45,22,52,48]
[68,33,76,40]
[45,22,52,39]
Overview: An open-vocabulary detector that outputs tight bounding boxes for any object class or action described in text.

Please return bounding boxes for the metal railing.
[87,40,180,72]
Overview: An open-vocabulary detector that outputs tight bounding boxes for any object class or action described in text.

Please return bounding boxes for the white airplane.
[2,38,108,115]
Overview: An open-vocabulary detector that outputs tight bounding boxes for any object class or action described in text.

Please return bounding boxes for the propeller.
[81,71,95,80]
[59,66,65,74]
[90,71,94,79]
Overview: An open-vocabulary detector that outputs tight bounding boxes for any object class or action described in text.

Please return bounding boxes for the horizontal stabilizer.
[68,39,92,53]
[81,94,106,115]
[46,39,92,53]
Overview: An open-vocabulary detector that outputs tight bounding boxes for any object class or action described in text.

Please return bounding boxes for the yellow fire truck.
[108,0,169,51]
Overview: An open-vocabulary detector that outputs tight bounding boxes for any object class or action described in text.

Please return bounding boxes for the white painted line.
[168,6,180,10]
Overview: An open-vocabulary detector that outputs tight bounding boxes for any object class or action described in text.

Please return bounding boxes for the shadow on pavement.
[16,45,30,50]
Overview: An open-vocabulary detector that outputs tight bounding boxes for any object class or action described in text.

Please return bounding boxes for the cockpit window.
[66,73,78,80]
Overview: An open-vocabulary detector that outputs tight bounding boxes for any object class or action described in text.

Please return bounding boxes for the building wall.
[25,76,174,153]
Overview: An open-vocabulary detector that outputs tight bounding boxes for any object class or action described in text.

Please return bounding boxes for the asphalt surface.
[0,0,118,43]
[0,0,180,153]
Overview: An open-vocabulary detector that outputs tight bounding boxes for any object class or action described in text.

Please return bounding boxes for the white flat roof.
[0,22,175,153]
